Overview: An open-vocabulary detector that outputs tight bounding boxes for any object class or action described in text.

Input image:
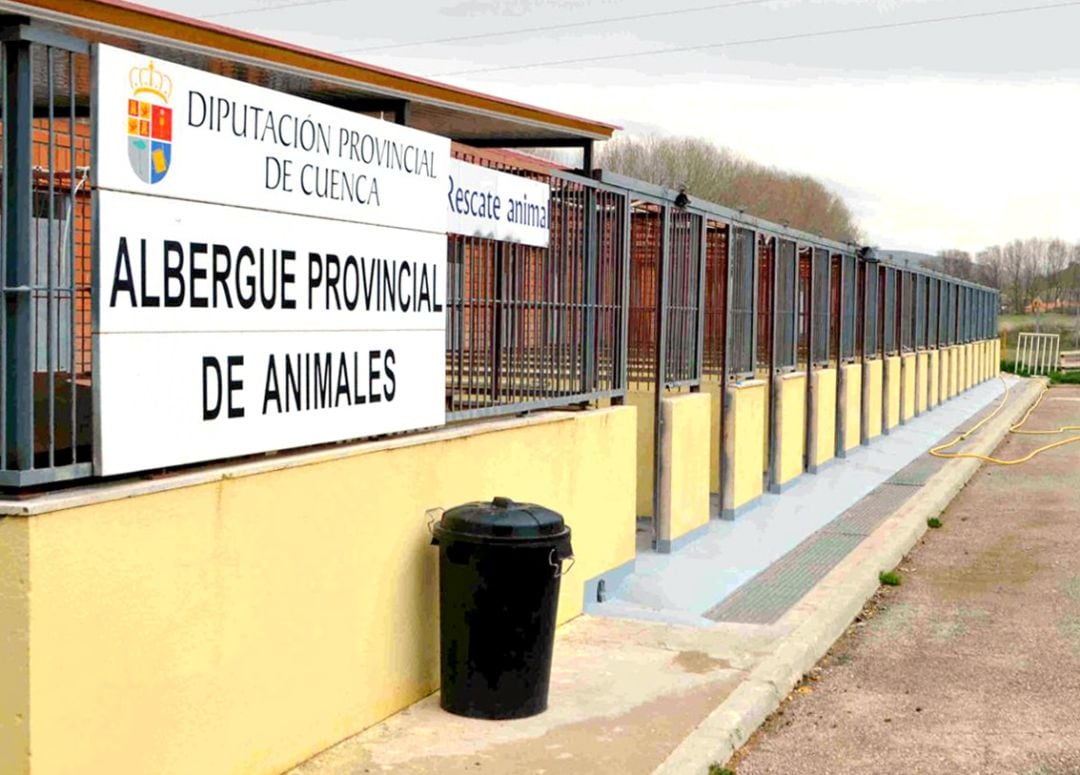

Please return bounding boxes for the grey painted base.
[655,520,713,554]
[720,496,762,521]
[768,479,799,495]
[808,457,839,475]
[582,556,637,608]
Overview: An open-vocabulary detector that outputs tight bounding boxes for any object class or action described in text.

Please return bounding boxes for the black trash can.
[431,496,573,720]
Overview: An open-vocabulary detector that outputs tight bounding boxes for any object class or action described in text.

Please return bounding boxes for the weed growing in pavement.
[879,570,902,586]
[927,517,943,529]
[708,765,735,775]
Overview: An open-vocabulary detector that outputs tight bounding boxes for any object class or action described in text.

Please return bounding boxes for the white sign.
[447,159,550,248]
[93,47,450,475]
[94,44,450,233]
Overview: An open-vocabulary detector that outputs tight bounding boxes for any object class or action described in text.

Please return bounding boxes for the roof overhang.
[0,0,619,144]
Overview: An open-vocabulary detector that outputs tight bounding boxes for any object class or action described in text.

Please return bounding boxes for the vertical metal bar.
[581,185,597,395]
[0,41,7,471]
[834,252,847,457]
[805,247,816,470]
[5,41,34,470]
[652,205,670,548]
[694,214,707,386]
[68,48,77,463]
[47,46,56,466]
[768,237,781,489]
[615,192,630,401]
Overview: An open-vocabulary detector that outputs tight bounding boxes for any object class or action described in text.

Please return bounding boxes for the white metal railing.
[1016,332,1060,376]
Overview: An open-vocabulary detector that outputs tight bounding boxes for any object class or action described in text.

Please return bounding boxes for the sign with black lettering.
[446,159,550,247]
[92,46,449,475]
[94,43,449,233]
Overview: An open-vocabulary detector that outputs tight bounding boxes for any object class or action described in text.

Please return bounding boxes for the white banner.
[96,330,444,475]
[447,159,550,247]
[94,44,450,234]
[93,44,451,476]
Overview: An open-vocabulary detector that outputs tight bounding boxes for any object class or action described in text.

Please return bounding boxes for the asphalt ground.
[728,384,1080,775]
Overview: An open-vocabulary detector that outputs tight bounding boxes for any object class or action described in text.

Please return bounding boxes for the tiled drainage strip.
[704,533,866,625]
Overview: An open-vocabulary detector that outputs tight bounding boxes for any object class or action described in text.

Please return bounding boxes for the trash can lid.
[437,497,567,540]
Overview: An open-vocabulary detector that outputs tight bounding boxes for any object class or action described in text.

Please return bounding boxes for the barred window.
[811,248,831,365]
[863,260,879,357]
[775,239,798,370]
[840,254,857,361]
[882,267,897,355]
[728,227,756,377]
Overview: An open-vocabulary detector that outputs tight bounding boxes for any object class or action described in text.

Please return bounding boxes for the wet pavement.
[729,385,1080,775]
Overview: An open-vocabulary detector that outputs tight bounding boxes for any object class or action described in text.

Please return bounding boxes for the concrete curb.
[652,378,1045,775]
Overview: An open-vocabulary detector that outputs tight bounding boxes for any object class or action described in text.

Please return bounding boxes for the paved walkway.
[729,385,1080,775]
[287,377,1043,775]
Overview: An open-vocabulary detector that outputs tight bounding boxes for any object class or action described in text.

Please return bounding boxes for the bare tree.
[597,135,862,242]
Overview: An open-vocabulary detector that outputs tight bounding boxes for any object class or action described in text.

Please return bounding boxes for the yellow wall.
[864,359,883,440]
[963,344,972,390]
[0,518,29,775]
[901,354,916,421]
[812,368,837,468]
[777,373,806,487]
[626,389,655,517]
[703,379,724,493]
[916,352,929,414]
[659,393,711,547]
[886,356,901,429]
[723,380,766,512]
[842,364,861,452]
[950,346,960,397]
[3,408,637,775]
[928,350,940,408]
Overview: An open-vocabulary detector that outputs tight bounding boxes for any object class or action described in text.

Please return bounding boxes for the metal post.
[768,239,781,491]
[581,186,597,395]
[612,193,631,405]
[4,40,34,470]
[835,254,847,459]
[652,206,670,549]
[805,248,817,472]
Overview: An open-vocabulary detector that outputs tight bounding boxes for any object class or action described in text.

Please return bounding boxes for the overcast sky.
[153,0,1080,254]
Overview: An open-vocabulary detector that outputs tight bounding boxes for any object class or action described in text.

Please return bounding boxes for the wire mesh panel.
[840,253,857,361]
[863,260,879,357]
[1,37,94,486]
[811,248,830,366]
[728,227,756,377]
[797,247,811,366]
[664,209,703,386]
[900,271,914,352]
[914,274,927,349]
[947,283,957,345]
[882,267,897,355]
[626,202,663,388]
[756,235,774,371]
[927,277,939,348]
[775,239,797,371]
[702,221,728,378]
[446,171,629,419]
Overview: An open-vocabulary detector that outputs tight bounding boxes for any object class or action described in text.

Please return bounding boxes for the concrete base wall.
[886,356,901,430]
[916,352,929,414]
[842,363,861,453]
[811,368,837,470]
[928,350,940,408]
[703,379,724,493]
[949,346,960,399]
[0,408,638,775]
[775,373,806,488]
[626,389,656,517]
[658,393,711,552]
[901,354,916,421]
[723,380,767,514]
[864,359,883,441]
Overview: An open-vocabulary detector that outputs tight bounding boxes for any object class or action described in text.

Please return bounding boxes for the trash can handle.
[549,548,575,578]
[426,507,444,538]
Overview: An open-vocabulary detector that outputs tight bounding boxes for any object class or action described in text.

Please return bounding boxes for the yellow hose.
[929,376,1080,466]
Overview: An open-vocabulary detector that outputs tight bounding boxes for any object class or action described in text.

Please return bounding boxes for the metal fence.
[839,253,857,361]
[774,239,797,371]
[928,277,939,349]
[729,227,756,377]
[0,31,1003,489]
[900,270,913,352]
[445,163,630,420]
[811,248,830,366]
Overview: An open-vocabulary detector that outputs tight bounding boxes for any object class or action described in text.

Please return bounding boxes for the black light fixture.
[673,184,690,209]
[859,245,880,263]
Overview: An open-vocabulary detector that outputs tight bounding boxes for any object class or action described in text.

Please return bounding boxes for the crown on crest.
[129,60,172,102]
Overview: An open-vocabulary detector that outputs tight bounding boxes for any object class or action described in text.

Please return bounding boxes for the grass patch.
[927,517,943,529]
[999,360,1080,384]
[879,570,902,587]
[708,765,735,775]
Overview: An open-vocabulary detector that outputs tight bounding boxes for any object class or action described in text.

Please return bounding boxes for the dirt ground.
[728,384,1080,775]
